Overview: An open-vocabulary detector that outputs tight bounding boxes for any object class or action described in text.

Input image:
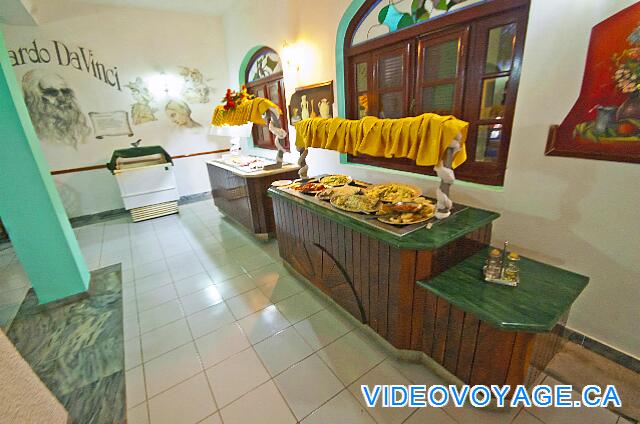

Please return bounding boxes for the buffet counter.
[207,160,299,238]
[268,184,589,390]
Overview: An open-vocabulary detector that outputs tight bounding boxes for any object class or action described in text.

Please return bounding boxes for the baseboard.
[561,326,640,373]
[69,191,212,228]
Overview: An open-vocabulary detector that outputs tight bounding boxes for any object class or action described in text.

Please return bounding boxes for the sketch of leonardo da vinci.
[22,69,91,148]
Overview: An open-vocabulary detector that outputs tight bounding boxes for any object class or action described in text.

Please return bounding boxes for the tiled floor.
[0,199,634,424]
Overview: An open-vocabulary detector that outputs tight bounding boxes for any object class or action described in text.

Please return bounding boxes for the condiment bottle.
[485,249,502,279]
[504,252,520,282]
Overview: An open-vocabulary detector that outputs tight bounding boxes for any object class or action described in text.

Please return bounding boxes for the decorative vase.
[616,91,640,121]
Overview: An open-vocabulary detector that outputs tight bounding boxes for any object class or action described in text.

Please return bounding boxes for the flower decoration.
[612,25,640,94]
[221,85,255,112]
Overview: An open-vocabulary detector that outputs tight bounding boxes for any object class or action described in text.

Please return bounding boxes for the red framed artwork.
[546,2,640,164]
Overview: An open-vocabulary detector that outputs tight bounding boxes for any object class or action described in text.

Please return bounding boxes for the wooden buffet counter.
[268,186,589,389]
[207,161,299,237]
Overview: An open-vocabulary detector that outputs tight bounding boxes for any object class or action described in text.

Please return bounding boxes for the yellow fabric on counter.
[211,97,281,127]
[294,114,469,168]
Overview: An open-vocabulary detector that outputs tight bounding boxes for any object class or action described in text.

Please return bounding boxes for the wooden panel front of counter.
[272,195,491,348]
[207,164,299,235]
[272,196,564,389]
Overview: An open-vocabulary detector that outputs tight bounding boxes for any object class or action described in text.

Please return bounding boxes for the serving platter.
[320,174,353,187]
[277,175,467,237]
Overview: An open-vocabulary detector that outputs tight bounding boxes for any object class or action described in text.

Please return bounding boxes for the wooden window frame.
[344,0,530,186]
[245,47,290,151]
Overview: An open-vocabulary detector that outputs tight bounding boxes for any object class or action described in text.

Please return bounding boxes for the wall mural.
[126,77,157,125]
[89,111,133,138]
[353,0,484,44]
[546,2,640,164]
[22,69,91,149]
[165,100,201,128]
[179,66,212,104]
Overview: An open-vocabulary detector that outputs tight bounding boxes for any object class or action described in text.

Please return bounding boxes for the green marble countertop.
[267,187,500,250]
[417,248,589,332]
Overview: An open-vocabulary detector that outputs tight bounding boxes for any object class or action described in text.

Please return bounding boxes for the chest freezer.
[108,146,179,221]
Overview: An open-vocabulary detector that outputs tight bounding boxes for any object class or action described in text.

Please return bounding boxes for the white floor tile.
[127,402,149,424]
[274,354,344,420]
[348,359,416,424]
[404,407,457,424]
[317,330,386,386]
[294,309,353,351]
[276,290,325,324]
[215,274,257,299]
[125,365,146,408]
[138,299,185,334]
[134,272,173,295]
[195,322,250,368]
[205,348,270,408]
[180,286,224,316]
[226,288,272,319]
[134,259,169,280]
[148,373,216,424]
[301,389,376,424]
[141,319,193,361]
[174,272,214,297]
[237,305,291,344]
[137,284,178,312]
[197,413,222,424]
[166,253,205,281]
[124,336,143,371]
[220,381,296,424]
[258,276,305,303]
[144,342,203,397]
[186,302,235,339]
[254,326,313,376]
[249,263,293,287]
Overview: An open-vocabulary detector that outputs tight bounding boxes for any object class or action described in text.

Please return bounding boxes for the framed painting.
[546,2,640,163]
[288,81,334,124]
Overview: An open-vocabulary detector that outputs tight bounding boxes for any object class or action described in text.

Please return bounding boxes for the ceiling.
[72,0,243,16]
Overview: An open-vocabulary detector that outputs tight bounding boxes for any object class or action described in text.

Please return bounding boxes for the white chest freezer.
[109,146,179,222]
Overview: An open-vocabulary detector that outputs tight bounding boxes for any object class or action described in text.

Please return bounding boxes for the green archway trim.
[335,0,367,118]
[238,45,267,86]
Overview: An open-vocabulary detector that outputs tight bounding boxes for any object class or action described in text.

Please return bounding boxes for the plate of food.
[271,179,293,187]
[365,183,422,203]
[330,194,380,213]
[377,200,435,225]
[320,174,353,187]
[294,182,327,194]
[316,186,361,201]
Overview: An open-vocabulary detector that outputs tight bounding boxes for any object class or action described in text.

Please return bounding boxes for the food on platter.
[351,179,372,187]
[377,200,435,225]
[320,174,352,187]
[365,183,421,203]
[295,182,327,194]
[330,194,380,213]
[271,179,293,187]
[316,185,361,201]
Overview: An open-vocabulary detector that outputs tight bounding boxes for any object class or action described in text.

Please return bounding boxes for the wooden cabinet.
[207,162,299,237]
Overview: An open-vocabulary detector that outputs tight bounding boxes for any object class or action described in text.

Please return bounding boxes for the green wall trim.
[238,45,267,86]
[334,3,503,193]
[0,31,90,303]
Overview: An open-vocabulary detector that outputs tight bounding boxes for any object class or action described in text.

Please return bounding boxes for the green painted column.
[0,31,90,303]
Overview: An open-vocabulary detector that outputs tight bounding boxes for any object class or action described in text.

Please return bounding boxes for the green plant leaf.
[397,13,415,29]
[416,8,430,21]
[378,5,390,24]
[411,0,426,13]
[434,0,448,10]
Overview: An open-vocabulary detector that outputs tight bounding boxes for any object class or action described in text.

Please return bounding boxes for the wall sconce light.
[145,73,184,99]
[282,41,301,73]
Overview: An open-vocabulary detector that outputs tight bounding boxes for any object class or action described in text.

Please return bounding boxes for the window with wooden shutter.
[344,0,530,186]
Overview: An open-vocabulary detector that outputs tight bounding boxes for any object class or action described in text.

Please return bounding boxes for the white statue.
[300,95,310,120]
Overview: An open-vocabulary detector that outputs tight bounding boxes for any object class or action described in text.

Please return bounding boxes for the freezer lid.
[107,145,173,172]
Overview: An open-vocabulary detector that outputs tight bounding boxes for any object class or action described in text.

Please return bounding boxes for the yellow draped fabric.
[211,97,281,127]
[294,114,469,168]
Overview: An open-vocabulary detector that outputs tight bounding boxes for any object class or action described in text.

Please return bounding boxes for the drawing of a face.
[165,100,201,128]
[22,69,91,148]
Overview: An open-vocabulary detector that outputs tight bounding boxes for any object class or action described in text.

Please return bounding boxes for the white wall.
[223,0,640,359]
[2,6,231,217]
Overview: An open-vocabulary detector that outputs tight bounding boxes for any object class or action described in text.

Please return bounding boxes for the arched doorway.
[244,47,289,151]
